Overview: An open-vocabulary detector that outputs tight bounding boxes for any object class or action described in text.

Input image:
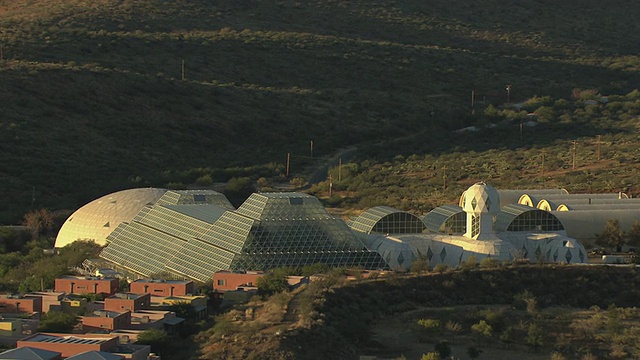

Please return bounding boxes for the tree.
[550,352,567,360]
[417,319,441,335]
[434,340,451,359]
[595,219,625,252]
[136,328,170,354]
[460,255,478,271]
[38,311,78,333]
[410,255,430,273]
[626,221,640,248]
[421,353,439,360]
[257,268,290,295]
[527,323,544,352]
[22,208,55,240]
[467,346,483,359]
[471,320,493,337]
[479,257,500,269]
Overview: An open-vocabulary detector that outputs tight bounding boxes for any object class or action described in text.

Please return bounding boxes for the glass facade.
[495,204,565,232]
[422,205,466,234]
[349,206,426,235]
[100,192,389,282]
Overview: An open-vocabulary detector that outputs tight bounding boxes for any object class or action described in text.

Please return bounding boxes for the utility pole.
[328,174,333,197]
[181,60,185,81]
[442,165,447,190]
[310,140,314,158]
[572,140,577,170]
[338,158,342,182]
[471,90,475,114]
[286,153,290,177]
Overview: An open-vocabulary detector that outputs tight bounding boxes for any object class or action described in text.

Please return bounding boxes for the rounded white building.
[55,188,167,248]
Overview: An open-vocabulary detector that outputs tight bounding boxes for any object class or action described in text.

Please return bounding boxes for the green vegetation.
[37,311,78,333]
[1,0,640,224]
[196,265,640,360]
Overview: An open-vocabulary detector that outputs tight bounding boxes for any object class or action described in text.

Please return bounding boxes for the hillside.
[196,265,640,360]
[1,0,639,222]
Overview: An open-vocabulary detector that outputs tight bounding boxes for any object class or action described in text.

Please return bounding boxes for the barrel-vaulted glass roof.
[348,206,426,235]
[495,204,564,232]
[421,205,466,234]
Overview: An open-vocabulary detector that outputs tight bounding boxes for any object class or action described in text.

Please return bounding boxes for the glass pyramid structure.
[100,191,388,282]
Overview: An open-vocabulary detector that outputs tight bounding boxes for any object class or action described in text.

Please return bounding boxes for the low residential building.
[150,294,207,320]
[0,294,42,314]
[212,271,312,296]
[104,293,150,313]
[129,279,194,297]
[16,333,150,360]
[24,291,89,315]
[81,310,131,332]
[0,318,22,337]
[212,271,264,292]
[60,297,89,315]
[55,276,119,297]
[24,292,65,313]
[129,310,183,332]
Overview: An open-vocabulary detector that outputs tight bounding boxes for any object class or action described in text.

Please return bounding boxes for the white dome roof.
[462,182,500,214]
[54,188,167,248]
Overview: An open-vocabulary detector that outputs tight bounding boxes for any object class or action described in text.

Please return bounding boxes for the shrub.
[417,318,441,334]
[433,264,449,274]
[471,320,493,337]
[479,257,501,269]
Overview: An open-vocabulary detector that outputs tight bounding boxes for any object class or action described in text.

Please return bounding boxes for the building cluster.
[1,183,633,357]
[51,183,640,284]
[0,276,205,359]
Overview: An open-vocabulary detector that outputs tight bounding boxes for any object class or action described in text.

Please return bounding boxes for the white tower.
[462,182,500,240]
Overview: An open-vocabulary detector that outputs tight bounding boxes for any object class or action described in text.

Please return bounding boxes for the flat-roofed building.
[150,294,207,320]
[0,318,22,337]
[213,271,264,292]
[16,333,150,360]
[81,310,131,332]
[24,292,65,313]
[129,279,194,297]
[55,276,119,296]
[129,310,182,332]
[0,294,42,314]
[104,293,150,313]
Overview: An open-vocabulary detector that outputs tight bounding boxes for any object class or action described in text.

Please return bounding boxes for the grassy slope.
[0,0,639,222]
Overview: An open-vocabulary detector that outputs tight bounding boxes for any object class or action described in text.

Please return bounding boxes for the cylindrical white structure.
[462,182,500,240]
